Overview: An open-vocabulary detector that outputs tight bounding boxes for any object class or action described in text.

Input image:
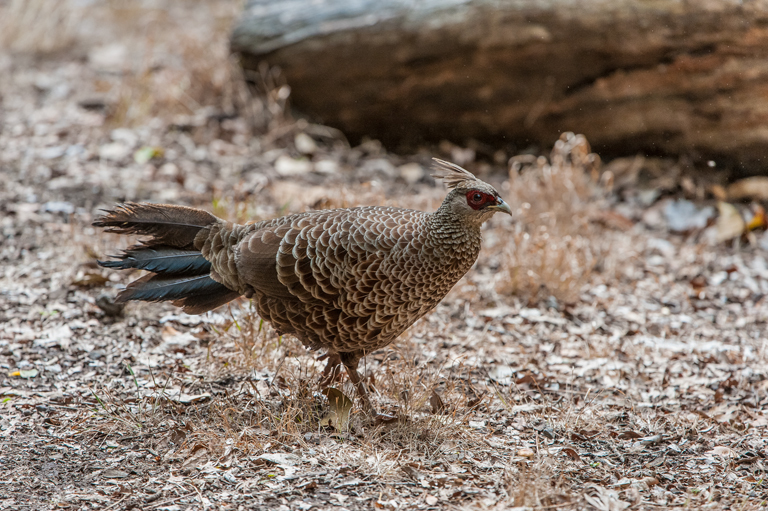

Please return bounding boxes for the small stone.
[88,44,127,72]
[314,159,339,174]
[275,155,312,176]
[294,132,318,154]
[101,469,130,479]
[540,426,556,439]
[99,142,131,161]
[95,295,125,317]
[398,163,424,184]
[88,350,105,360]
[16,369,39,379]
[43,201,75,215]
[360,158,396,179]
[38,146,66,160]
[111,128,138,147]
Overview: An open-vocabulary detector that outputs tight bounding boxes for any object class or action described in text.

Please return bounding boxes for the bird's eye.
[465,190,488,210]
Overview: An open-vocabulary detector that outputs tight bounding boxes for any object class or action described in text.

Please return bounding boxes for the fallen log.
[232,0,768,173]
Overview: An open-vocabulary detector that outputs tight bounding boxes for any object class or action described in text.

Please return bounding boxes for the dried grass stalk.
[499,132,603,305]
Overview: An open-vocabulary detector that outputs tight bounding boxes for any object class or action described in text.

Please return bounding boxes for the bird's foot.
[337,352,400,423]
[318,353,343,387]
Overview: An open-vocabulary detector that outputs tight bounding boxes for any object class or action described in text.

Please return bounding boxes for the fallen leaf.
[320,388,353,431]
[714,202,745,243]
[257,453,301,466]
[133,146,164,164]
[590,210,635,230]
[488,365,515,385]
[182,447,208,468]
[71,272,109,287]
[401,464,425,481]
[517,447,535,458]
[330,493,348,505]
[642,476,659,487]
[584,483,630,511]
[710,184,728,200]
[466,392,485,409]
[9,369,38,378]
[510,403,542,414]
[746,204,767,231]
[170,393,211,404]
[690,275,707,291]
[562,447,582,462]
[429,390,445,414]
[727,176,768,201]
[610,478,631,488]
[708,446,736,458]
[515,372,540,385]
[161,325,196,345]
[664,199,714,232]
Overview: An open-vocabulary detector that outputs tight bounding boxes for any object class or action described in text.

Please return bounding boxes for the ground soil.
[1,3,767,510]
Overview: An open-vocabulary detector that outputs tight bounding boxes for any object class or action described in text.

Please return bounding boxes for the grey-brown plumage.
[95,159,512,411]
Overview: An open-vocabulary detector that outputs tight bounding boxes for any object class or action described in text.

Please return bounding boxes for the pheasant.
[94,159,511,411]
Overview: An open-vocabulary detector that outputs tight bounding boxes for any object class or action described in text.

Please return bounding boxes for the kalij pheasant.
[94,160,512,411]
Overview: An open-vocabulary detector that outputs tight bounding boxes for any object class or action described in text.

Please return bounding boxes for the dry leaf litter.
[1,1,768,510]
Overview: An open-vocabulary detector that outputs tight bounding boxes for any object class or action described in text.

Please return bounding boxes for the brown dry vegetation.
[2,2,768,511]
[500,134,605,305]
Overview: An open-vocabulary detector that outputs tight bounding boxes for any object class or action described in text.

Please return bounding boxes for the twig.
[102,495,129,511]
[145,492,196,510]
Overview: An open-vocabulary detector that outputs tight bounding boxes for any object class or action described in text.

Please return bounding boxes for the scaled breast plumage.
[217,206,480,352]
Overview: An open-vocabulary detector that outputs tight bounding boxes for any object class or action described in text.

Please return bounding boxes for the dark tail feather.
[109,264,240,315]
[172,291,242,315]
[118,274,227,302]
[93,202,219,249]
[95,202,241,314]
[98,246,211,275]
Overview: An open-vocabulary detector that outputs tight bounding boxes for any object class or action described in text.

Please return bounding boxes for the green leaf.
[133,146,164,164]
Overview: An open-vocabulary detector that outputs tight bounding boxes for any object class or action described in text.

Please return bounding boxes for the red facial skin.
[465,190,497,210]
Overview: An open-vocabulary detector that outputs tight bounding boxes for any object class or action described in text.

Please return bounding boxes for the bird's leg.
[339,351,375,413]
[318,352,343,387]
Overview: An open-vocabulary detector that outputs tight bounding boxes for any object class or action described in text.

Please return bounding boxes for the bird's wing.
[235,217,297,299]
[235,207,426,306]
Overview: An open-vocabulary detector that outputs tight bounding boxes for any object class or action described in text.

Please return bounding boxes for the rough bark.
[232,0,768,173]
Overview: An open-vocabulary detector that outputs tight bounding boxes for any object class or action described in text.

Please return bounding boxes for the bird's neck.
[426,206,484,252]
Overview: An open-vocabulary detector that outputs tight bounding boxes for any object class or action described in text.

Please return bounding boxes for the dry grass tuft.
[98,0,246,126]
[0,0,269,129]
[500,461,573,509]
[0,0,83,55]
[499,132,604,306]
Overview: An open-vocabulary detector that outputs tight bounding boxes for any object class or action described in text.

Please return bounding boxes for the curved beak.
[488,197,512,216]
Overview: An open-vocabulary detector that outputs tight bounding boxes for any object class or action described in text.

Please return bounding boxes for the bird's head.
[432,158,512,224]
